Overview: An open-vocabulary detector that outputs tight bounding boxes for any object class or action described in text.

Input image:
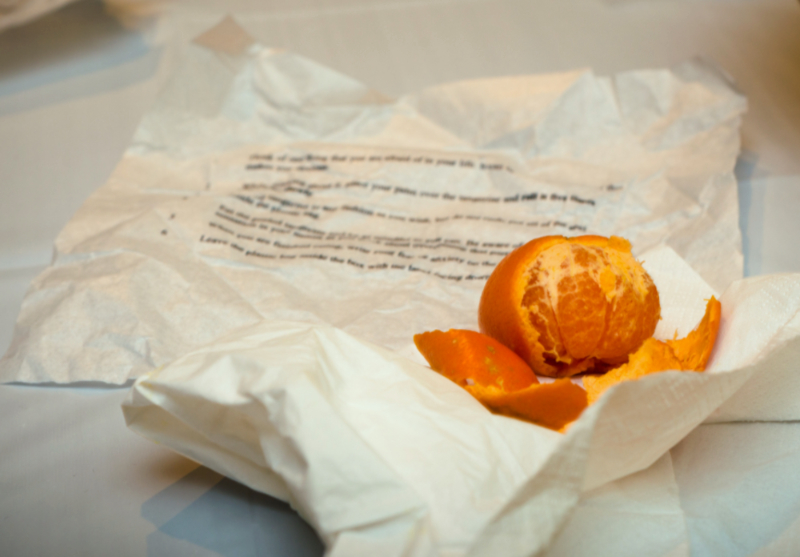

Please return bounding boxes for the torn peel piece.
[583,296,722,404]
[414,329,539,391]
[666,296,722,372]
[470,380,587,432]
[414,329,587,431]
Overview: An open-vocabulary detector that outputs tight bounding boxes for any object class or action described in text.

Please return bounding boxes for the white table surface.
[2,1,800,555]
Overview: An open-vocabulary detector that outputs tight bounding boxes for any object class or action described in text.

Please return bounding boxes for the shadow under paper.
[734,150,767,278]
[143,466,324,557]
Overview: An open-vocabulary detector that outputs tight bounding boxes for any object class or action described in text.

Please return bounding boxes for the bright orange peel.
[472,380,587,432]
[583,296,721,404]
[479,235,661,377]
[414,329,539,391]
[414,329,587,431]
[665,296,722,372]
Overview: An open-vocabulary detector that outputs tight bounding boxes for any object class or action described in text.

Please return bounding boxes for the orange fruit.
[414,329,587,431]
[583,296,721,404]
[479,235,661,377]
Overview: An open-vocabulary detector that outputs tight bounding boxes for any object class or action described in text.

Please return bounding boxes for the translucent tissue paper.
[1,19,746,384]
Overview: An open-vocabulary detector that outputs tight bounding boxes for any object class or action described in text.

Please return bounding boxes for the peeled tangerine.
[414,234,722,432]
[478,235,661,377]
[414,329,587,431]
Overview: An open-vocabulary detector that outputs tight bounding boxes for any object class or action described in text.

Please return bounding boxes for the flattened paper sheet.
[1,19,745,384]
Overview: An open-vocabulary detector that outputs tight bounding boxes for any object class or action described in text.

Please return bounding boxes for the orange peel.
[471,379,587,432]
[583,296,721,404]
[479,235,661,377]
[414,329,587,431]
[665,296,722,372]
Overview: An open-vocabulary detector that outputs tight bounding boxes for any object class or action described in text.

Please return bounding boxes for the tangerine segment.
[583,296,721,404]
[413,329,539,391]
[479,235,660,378]
[472,380,587,432]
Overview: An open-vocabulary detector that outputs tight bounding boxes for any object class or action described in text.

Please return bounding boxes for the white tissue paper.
[1,17,747,384]
[121,246,800,556]
[5,16,800,557]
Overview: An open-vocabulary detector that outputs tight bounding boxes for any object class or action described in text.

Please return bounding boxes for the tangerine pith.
[479,235,660,377]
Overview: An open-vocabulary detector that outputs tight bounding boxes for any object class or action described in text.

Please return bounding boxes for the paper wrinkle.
[4,232,264,383]
[124,378,295,501]
[132,328,429,543]
[546,452,688,557]
[710,275,800,372]
[125,320,564,555]
[408,70,586,150]
[709,327,800,424]
[643,244,717,339]
[671,423,800,557]
[192,15,256,57]
[748,513,800,557]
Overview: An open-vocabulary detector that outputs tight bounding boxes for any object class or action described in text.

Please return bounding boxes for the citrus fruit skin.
[665,296,721,372]
[413,329,539,391]
[478,235,661,377]
[414,329,587,430]
[474,379,587,432]
[584,296,721,404]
